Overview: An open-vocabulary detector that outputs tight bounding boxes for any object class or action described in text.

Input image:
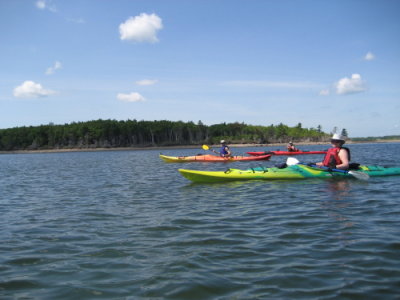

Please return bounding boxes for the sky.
[1,0,399,137]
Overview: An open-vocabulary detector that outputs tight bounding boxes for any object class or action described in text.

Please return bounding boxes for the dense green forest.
[0,119,330,151]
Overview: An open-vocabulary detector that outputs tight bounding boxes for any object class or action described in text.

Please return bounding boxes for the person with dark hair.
[287,141,299,152]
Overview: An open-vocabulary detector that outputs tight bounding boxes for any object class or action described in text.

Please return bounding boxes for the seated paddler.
[287,141,299,152]
[315,133,350,170]
[219,140,232,157]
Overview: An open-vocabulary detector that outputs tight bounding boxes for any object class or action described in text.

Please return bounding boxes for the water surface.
[1,143,399,299]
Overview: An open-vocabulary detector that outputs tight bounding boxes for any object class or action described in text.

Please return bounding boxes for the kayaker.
[316,134,350,170]
[287,141,299,152]
[219,140,232,157]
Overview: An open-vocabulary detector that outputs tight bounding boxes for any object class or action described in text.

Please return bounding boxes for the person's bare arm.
[336,149,349,169]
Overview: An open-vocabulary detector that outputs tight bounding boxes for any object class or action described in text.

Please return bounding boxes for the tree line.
[352,135,400,142]
[0,119,330,151]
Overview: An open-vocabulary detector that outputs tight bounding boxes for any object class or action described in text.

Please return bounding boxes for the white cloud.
[335,74,367,95]
[45,61,62,75]
[319,89,330,96]
[135,79,158,86]
[117,92,146,102]
[36,0,46,9]
[119,13,163,43]
[364,51,375,61]
[13,81,55,98]
[35,0,57,12]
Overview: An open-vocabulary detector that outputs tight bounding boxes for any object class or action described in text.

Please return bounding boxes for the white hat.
[220,140,226,144]
[331,133,345,142]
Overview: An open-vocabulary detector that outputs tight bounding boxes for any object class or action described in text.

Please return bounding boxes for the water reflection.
[321,180,355,246]
[327,180,351,201]
[182,178,326,188]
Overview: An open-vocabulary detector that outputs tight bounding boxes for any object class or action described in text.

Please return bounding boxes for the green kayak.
[179,165,400,183]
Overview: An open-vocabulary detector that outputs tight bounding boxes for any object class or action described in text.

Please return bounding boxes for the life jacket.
[323,147,350,168]
[220,146,230,157]
[287,145,299,152]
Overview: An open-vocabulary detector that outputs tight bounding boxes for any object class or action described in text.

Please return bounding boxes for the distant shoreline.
[1,140,399,155]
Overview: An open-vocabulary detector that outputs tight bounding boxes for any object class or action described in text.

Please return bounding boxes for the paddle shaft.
[203,145,222,156]
[202,144,233,158]
[288,158,349,173]
[286,157,369,180]
[209,147,219,155]
[309,164,348,174]
[307,164,369,180]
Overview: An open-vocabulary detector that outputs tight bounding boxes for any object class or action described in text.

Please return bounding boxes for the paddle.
[202,144,234,158]
[286,157,369,181]
[202,144,219,155]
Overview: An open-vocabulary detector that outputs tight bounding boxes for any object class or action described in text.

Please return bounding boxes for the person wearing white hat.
[287,141,299,152]
[316,133,350,170]
[219,140,232,157]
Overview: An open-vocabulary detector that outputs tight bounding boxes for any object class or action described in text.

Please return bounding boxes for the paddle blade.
[348,171,370,181]
[286,157,300,166]
[202,145,209,150]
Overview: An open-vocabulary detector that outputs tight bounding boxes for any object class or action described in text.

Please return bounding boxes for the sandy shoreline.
[1,140,399,155]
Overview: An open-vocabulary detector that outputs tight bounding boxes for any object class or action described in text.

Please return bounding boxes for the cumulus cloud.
[117,92,146,102]
[335,74,367,95]
[13,81,55,98]
[135,79,158,86]
[45,61,62,75]
[364,51,375,61]
[35,0,57,12]
[119,13,163,43]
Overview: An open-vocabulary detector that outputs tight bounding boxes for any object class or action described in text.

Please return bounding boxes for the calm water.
[1,143,399,299]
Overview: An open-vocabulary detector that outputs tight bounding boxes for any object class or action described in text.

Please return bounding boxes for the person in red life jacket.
[219,140,232,157]
[287,141,299,152]
[316,134,350,170]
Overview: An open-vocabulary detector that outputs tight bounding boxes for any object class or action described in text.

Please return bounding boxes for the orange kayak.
[159,154,271,163]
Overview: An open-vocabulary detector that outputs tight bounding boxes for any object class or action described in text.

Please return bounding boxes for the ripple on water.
[1,146,400,299]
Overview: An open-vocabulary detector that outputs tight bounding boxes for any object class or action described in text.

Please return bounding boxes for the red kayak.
[247,150,327,156]
[160,154,272,162]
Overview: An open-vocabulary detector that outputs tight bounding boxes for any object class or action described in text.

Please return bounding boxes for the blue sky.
[1,0,399,137]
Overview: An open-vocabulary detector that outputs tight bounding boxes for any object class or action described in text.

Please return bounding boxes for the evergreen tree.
[0,119,330,151]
